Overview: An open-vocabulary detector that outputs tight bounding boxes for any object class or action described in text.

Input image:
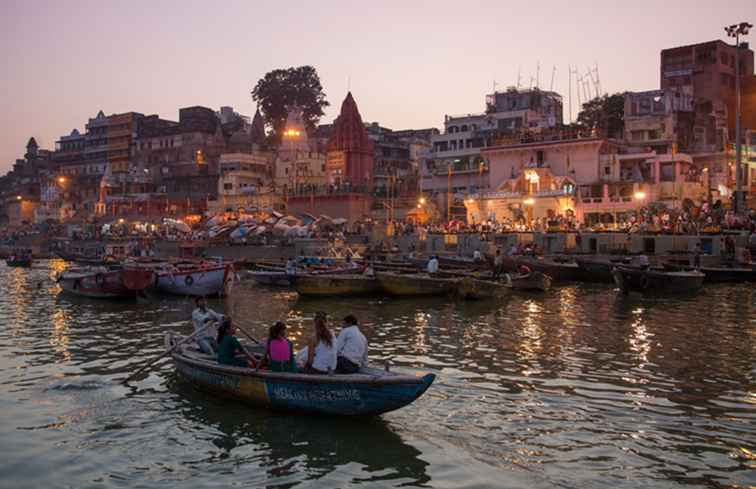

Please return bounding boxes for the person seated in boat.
[265,321,297,372]
[492,249,504,279]
[285,258,297,276]
[216,318,256,368]
[304,312,337,374]
[192,297,222,354]
[638,254,650,270]
[426,256,439,275]
[335,315,368,374]
[517,264,532,277]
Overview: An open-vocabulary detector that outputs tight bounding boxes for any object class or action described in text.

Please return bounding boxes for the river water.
[1,260,755,489]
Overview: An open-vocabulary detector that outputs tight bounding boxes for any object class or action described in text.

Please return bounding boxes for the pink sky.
[1,0,754,172]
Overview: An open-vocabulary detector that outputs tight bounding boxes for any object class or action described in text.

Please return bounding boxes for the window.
[536,150,544,166]
[223,183,233,190]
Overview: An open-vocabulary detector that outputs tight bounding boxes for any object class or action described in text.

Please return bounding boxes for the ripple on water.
[0,261,755,488]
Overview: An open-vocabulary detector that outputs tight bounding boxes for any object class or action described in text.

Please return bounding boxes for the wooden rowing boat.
[501,256,580,282]
[507,271,552,291]
[167,333,435,416]
[456,277,509,300]
[5,257,32,267]
[376,272,458,296]
[292,274,381,297]
[612,266,704,294]
[57,266,135,299]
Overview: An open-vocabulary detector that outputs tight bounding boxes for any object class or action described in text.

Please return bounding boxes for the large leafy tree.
[576,92,626,139]
[251,66,329,144]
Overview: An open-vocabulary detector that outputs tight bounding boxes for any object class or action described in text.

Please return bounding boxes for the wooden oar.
[121,321,213,385]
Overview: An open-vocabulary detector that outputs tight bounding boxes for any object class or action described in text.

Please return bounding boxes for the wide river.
[1,260,755,488]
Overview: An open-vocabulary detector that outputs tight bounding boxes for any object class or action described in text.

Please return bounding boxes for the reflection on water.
[0,260,755,488]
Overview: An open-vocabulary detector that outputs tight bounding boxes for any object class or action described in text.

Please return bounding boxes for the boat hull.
[58,269,134,299]
[5,259,32,268]
[509,271,552,291]
[376,272,457,296]
[502,256,580,282]
[246,271,293,286]
[168,336,434,416]
[293,274,381,297]
[612,266,704,294]
[456,277,508,300]
[156,265,231,296]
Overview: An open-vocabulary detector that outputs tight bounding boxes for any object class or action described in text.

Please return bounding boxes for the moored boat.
[663,263,756,283]
[5,256,32,268]
[292,274,381,297]
[508,271,552,291]
[245,270,293,286]
[155,262,233,296]
[612,266,704,294]
[57,266,135,299]
[167,333,435,416]
[376,272,458,296]
[501,256,580,282]
[456,277,508,300]
[576,257,631,283]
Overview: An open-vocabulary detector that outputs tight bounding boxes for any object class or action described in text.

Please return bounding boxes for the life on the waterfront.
[2,3,756,488]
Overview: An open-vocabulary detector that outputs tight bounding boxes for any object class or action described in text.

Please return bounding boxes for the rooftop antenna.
[593,63,602,97]
[587,66,598,99]
[536,61,540,89]
[550,66,557,91]
[575,72,583,109]
[516,66,522,89]
[568,64,574,123]
[529,76,535,90]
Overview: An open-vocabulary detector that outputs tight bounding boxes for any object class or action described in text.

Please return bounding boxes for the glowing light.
[57,177,66,184]
[523,198,535,205]
[418,197,426,205]
[118,218,125,224]
[16,195,22,200]
[634,191,646,200]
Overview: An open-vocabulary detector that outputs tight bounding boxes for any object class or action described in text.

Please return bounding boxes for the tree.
[251,66,329,144]
[576,92,626,139]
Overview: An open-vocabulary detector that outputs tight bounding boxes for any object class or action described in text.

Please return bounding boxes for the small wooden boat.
[501,256,580,282]
[438,255,488,270]
[663,263,756,283]
[576,257,631,283]
[376,272,458,296]
[507,271,552,291]
[292,274,381,297]
[167,333,435,416]
[57,267,135,299]
[612,266,704,294]
[5,256,32,267]
[155,262,233,296]
[245,270,293,286]
[456,277,508,300]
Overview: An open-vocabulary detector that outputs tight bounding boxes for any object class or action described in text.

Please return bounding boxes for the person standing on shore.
[192,297,222,354]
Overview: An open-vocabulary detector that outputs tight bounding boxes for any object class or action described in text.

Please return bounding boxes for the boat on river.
[155,262,233,296]
[611,265,704,294]
[292,274,381,297]
[5,256,32,268]
[166,333,435,416]
[501,256,580,282]
[663,263,756,283]
[376,272,458,296]
[58,266,135,299]
[507,271,552,291]
[576,257,632,283]
[456,277,508,300]
[246,270,293,286]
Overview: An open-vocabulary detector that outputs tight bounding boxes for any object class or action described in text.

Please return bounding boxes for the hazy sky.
[1,0,754,172]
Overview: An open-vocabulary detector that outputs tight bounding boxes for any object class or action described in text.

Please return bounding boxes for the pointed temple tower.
[250,108,267,150]
[326,92,374,189]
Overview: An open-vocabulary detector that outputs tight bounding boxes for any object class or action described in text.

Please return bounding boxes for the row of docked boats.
[56,258,235,299]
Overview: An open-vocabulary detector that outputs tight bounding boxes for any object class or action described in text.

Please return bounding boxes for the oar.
[121,321,213,385]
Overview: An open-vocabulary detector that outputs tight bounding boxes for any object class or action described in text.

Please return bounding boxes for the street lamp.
[523,197,535,205]
[725,21,753,215]
[633,191,646,201]
[418,197,426,205]
[57,176,66,184]
[16,195,22,200]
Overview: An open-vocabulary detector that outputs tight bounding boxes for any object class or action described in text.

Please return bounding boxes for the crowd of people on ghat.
[191,298,368,374]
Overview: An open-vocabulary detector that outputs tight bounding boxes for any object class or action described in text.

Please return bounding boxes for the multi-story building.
[421,88,564,219]
[624,88,696,152]
[212,152,278,213]
[273,106,327,196]
[0,138,54,226]
[464,130,707,226]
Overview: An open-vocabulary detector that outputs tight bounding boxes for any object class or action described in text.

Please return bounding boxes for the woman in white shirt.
[305,312,337,374]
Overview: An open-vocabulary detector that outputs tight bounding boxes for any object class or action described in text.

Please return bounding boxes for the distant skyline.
[1,0,754,172]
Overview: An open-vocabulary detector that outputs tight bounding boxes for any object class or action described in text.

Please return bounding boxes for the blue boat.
[166,333,435,416]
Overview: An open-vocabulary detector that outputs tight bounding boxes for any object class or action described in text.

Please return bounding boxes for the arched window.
[461,125,468,132]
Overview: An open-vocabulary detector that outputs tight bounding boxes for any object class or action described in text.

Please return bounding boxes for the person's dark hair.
[217,317,233,344]
[195,297,204,306]
[269,321,286,341]
[343,314,358,326]
[314,314,333,347]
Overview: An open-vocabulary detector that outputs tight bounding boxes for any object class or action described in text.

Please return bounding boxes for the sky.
[1,0,755,173]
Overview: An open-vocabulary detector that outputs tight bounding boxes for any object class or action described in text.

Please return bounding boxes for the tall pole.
[568,65,572,124]
[447,164,452,222]
[735,32,743,214]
